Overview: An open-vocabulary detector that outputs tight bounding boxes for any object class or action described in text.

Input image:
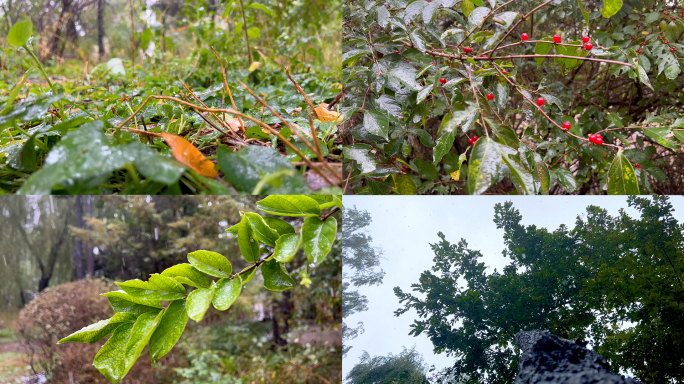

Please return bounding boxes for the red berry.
[582,36,590,43]
[636,49,643,54]
[469,135,479,145]
[486,93,494,100]
[463,47,473,53]
[502,70,507,75]
[635,163,641,168]
[394,50,400,54]
[553,34,561,43]
[585,43,593,50]
[376,26,381,29]
[664,40,670,44]
[672,16,676,19]
[392,156,397,160]
[562,121,571,130]
[536,97,545,106]
[640,41,646,45]
[377,52,384,58]
[481,54,487,58]
[521,33,529,41]
[594,135,603,145]
[440,78,447,84]
[404,58,409,62]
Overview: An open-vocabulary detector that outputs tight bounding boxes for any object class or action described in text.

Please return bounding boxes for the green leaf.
[58,316,134,344]
[273,233,300,263]
[262,217,295,236]
[364,109,390,141]
[248,3,274,15]
[468,7,490,30]
[240,267,257,286]
[236,216,259,263]
[18,121,184,194]
[187,250,232,278]
[377,6,391,27]
[148,300,188,363]
[0,93,64,128]
[554,168,577,193]
[160,264,209,289]
[20,133,37,172]
[466,137,502,195]
[490,123,519,149]
[643,127,677,149]
[2,67,34,115]
[301,216,337,265]
[392,174,417,195]
[461,0,475,18]
[417,84,434,104]
[344,144,376,174]
[534,39,552,67]
[244,212,280,247]
[216,145,309,194]
[607,149,639,195]
[102,291,162,316]
[94,311,163,384]
[433,130,456,164]
[636,65,653,91]
[186,288,213,322]
[212,276,242,311]
[256,195,320,217]
[387,62,420,91]
[7,20,33,48]
[410,30,427,53]
[247,27,260,39]
[116,275,186,301]
[261,259,296,292]
[499,149,534,194]
[601,0,622,18]
[342,49,371,66]
[139,29,153,50]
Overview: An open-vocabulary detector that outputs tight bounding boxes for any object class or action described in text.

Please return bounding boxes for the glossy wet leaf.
[160,263,209,289]
[58,316,133,344]
[244,212,280,247]
[343,144,376,174]
[273,233,300,263]
[217,145,309,194]
[643,127,677,149]
[261,259,296,292]
[7,20,33,47]
[160,132,217,178]
[236,216,259,263]
[262,217,296,236]
[2,67,34,114]
[466,137,502,195]
[187,250,232,278]
[0,93,64,128]
[148,300,188,363]
[392,174,417,195]
[212,276,242,311]
[302,216,337,265]
[186,287,213,322]
[93,311,162,384]
[534,39,552,67]
[18,121,184,194]
[256,195,321,217]
[499,149,534,195]
[607,150,639,195]
[554,167,577,193]
[364,109,389,141]
[116,274,186,301]
[240,267,257,286]
[102,291,162,316]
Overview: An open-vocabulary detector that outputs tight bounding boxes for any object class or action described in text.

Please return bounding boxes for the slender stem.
[129,0,135,83]
[236,0,253,63]
[320,206,340,222]
[210,46,245,131]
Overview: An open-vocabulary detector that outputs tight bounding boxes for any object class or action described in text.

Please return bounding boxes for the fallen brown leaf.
[160,132,217,178]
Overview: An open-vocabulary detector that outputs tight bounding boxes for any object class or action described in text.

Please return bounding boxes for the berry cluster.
[588,134,603,145]
[468,135,479,146]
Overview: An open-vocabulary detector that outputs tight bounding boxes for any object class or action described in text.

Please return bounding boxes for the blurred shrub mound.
[16,278,171,383]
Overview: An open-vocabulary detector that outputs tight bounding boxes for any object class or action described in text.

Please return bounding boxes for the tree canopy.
[394,196,684,384]
[345,346,430,384]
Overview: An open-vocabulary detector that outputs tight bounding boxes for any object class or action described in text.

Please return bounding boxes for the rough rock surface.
[514,330,642,384]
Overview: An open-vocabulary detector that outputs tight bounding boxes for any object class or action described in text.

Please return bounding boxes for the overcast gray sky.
[342,196,684,380]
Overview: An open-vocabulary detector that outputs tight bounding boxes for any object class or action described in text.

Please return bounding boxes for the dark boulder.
[514,330,642,384]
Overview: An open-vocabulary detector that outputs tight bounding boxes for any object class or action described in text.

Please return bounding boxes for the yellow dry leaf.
[160,132,217,178]
[330,83,343,89]
[641,31,649,35]
[315,103,343,123]
[450,171,460,181]
[249,62,262,71]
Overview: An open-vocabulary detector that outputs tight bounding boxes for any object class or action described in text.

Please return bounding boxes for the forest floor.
[0,327,31,384]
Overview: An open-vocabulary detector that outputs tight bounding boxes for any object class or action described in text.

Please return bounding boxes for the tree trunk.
[271,291,292,347]
[97,0,105,58]
[72,196,84,280]
[86,196,94,277]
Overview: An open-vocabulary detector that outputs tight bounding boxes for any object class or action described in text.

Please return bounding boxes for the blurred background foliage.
[0,196,341,383]
[0,0,341,78]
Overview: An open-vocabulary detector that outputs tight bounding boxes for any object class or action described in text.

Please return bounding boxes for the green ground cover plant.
[0,0,342,194]
[342,0,684,194]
